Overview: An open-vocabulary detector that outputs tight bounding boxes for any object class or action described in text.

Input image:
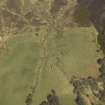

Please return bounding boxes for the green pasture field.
[0,27,100,105]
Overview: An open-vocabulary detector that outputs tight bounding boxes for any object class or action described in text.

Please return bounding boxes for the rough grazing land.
[0,0,101,105]
[0,27,99,105]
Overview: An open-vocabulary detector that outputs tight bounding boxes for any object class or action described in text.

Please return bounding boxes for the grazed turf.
[0,27,100,105]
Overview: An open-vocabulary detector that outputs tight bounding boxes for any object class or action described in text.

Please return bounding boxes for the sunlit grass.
[0,27,99,105]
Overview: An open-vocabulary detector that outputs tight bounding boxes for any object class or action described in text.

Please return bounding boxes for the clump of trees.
[40,90,60,105]
[70,53,105,105]
[70,75,105,105]
[70,56,105,105]
[25,93,33,105]
[25,89,60,105]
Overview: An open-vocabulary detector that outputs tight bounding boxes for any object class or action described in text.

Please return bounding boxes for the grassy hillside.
[0,26,100,105]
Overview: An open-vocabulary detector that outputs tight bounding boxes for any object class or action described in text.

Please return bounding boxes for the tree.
[39,90,60,105]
